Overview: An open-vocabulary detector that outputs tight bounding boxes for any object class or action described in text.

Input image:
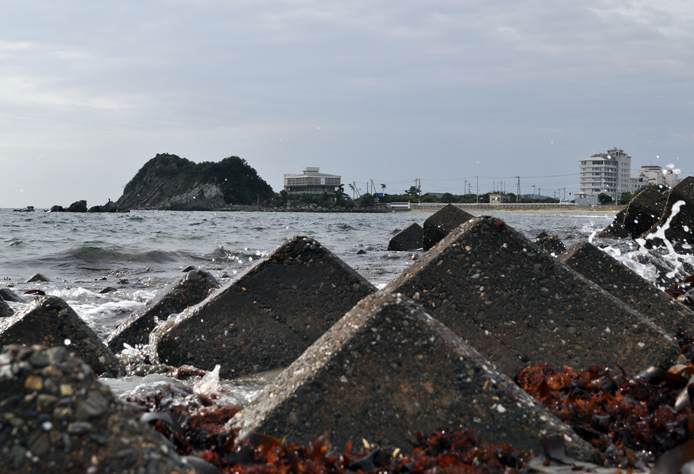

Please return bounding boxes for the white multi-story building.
[577,148,639,204]
[284,167,341,195]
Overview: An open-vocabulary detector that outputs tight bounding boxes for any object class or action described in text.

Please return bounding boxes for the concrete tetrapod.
[106,268,220,352]
[560,241,694,336]
[0,344,195,473]
[641,176,694,254]
[385,216,680,377]
[232,292,598,461]
[422,204,474,250]
[0,296,120,376]
[152,236,375,378]
[388,222,423,251]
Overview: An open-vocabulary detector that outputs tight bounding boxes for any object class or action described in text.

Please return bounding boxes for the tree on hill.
[121,153,274,206]
[199,156,274,204]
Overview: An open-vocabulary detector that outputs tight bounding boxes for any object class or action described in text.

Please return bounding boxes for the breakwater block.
[388,222,423,251]
[0,296,120,376]
[423,204,473,250]
[232,292,598,461]
[385,216,680,376]
[628,249,694,290]
[0,299,13,318]
[535,234,566,255]
[0,288,23,302]
[0,344,191,473]
[560,242,694,336]
[642,176,694,253]
[151,236,375,378]
[599,185,669,239]
[106,268,220,352]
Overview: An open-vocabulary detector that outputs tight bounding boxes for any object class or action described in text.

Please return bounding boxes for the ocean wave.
[59,245,181,264]
[328,223,357,232]
[8,238,24,247]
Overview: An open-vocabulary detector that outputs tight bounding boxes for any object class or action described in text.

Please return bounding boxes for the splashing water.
[636,201,687,280]
[194,364,221,396]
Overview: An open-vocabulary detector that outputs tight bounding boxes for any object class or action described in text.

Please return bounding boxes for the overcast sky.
[1,1,692,207]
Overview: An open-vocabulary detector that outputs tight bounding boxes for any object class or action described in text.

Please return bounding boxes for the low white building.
[630,165,681,189]
[284,167,341,195]
[631,165,664,190]
[489,192,510,203]
[663,168,681,187]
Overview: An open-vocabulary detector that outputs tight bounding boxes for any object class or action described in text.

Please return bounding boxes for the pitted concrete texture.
[560,242,694,336]
[535,234,566,256]
[422,204,474,250]
[642,176,694,254]
[232,292,598,462]
[0,344,191,473]
[152,236,376,378]
[0,298,13,318]
[107,268,220,352]
[0,296,120,376]
[388,222,423,251]
[599,186,669,239]
[386,216,680,377]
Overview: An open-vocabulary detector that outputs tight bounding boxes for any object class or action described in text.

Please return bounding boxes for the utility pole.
[515,176,520,202]
[476,176,479,204]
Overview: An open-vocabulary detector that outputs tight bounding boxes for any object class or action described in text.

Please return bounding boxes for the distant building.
[489,192,510,203]
[631,165,664,187]
[578,148,640,203]
[284,167,341,195]
[629,165,681,190]
[663,168,681,187]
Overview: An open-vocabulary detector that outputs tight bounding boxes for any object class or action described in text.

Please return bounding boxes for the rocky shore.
[2,177,694,473]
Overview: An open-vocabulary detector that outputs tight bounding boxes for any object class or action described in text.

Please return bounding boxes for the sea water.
[1,208,686,410]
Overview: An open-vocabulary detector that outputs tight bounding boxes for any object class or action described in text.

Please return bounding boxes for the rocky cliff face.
[115,153,274,210]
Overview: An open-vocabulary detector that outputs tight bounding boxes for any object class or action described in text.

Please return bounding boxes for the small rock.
[27,273,49,283]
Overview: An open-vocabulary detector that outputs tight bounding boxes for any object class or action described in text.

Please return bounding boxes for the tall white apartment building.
[578,148,639,203]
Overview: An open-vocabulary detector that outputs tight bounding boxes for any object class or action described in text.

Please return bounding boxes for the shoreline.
[3,205,622,217]
[399,206,621,216]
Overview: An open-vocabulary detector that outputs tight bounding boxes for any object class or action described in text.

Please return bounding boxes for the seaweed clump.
[665,274,694,307]
[518,358,694,468]
[128,389,527,474]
